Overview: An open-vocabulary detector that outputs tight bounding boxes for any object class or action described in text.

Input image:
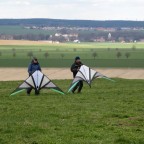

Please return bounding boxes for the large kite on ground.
[68,65,115,93]
[11,70,64,96]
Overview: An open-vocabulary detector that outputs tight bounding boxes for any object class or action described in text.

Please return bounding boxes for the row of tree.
[14,34,50,41]
[1,30,144,42]
[0,51,132,59]
[91,52,131,59]
[78,31,144,42]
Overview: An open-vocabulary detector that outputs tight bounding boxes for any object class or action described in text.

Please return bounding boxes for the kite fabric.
[68,65,115,92]
[11,70,65,96]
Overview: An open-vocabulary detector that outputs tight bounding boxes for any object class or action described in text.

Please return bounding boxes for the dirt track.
[1,68,144,81]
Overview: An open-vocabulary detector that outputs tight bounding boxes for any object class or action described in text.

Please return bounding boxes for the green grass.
[0,42,144,67]
[0,79,144,143]
[1,42,144,49]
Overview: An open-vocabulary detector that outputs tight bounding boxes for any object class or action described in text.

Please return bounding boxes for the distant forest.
[0,19,144,28]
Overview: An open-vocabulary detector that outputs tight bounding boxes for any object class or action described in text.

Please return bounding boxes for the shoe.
[35,91,40,95]
[77,91,81,94]
[72,90,75,94]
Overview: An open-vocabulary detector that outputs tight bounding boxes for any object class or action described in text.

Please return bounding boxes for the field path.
[0,68,144,81]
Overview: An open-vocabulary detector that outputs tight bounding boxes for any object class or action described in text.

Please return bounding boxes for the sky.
[0,0,144,20]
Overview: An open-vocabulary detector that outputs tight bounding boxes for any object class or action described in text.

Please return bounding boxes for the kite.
[68,65,115,93]
[11,70,64,96]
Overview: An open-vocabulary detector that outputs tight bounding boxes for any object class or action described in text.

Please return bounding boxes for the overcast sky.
[0,0,143,20]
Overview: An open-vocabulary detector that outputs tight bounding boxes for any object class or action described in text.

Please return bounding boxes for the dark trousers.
[72,81,83,93]
[27,73,39,95]
[27,87,39,95]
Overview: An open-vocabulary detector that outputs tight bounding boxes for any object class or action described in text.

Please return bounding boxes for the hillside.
[0,19,144,28]
[0,19,144,42]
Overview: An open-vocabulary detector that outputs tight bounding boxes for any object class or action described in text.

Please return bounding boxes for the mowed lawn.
[0,79,144,144]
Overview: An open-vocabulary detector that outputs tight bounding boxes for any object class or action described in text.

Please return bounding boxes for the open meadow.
[0,40,144,67]
[0,79,144,144]
[0,40,144,143]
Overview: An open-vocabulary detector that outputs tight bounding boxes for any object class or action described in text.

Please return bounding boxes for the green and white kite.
[11,70,65,96]
[68,65,115,93]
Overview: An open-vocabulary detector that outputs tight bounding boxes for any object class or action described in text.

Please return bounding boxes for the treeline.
[0,34,50,41]
[0,19,144,28]
[13,34,50,41]
[1,30,144,42]
[78,31,144,42]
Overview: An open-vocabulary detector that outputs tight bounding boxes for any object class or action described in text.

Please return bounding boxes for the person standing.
[27,57,41,95]
[70,56,83,93]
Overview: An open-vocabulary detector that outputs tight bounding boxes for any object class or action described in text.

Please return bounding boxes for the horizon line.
[0,18,144,21]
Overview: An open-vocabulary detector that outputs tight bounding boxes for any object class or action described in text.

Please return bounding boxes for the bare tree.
[61,54,65,59]
[125,52,130,59]
[92,52,98,59]
[116,52,122,59]
[13,52,16,58]
[27,51,33,59]
[44,52,49,59]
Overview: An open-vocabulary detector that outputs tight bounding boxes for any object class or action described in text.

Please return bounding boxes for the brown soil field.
[0,68,144,81]
[0,40,58,45]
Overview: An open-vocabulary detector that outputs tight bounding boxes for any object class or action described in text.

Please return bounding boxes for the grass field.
[1,40,144,48]
[0,41,144,67]
[0,79,144,143]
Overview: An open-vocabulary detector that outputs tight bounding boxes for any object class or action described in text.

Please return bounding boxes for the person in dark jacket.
[27,57,41,95]
[71,56,83,93]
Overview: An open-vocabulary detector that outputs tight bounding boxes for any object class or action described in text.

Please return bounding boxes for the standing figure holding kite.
[10,68,65,96]
[68,65,115,93]
[27,57,41,95]
[70,56,83,93]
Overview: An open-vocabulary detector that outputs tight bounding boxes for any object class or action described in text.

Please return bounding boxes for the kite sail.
[11,70,64,96]
[68,65,115,93]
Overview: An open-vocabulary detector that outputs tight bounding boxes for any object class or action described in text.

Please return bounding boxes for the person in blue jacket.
[27,57,41,95]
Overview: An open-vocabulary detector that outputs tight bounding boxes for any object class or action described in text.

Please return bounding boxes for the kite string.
[45,68,68,76]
